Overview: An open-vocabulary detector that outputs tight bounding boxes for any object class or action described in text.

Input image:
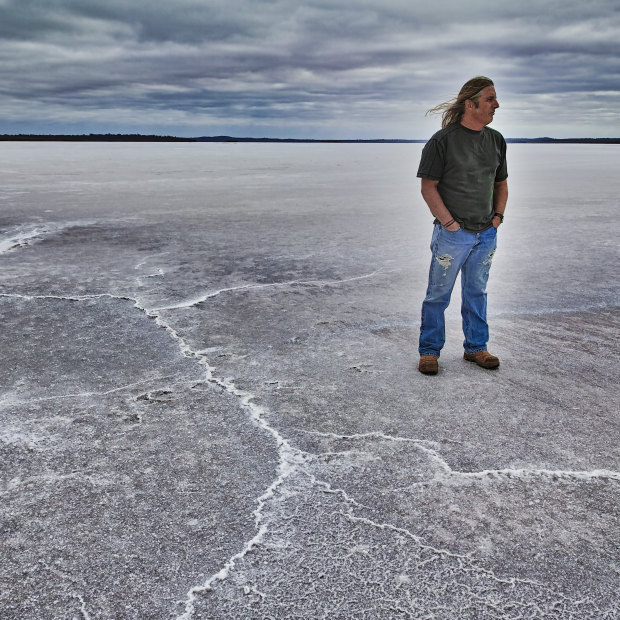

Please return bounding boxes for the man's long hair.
[427,76,494,128]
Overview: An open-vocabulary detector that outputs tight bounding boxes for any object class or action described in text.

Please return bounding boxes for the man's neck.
[460,118,486,132]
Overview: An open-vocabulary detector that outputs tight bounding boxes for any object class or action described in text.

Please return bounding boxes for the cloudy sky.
[1,0,619,138]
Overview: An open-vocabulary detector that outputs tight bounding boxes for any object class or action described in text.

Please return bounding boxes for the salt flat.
[1,142,618,619]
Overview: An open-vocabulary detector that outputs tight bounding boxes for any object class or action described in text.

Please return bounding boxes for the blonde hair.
[426,76,494,128]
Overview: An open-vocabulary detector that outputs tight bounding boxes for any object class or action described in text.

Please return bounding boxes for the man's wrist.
[493,212,504,222]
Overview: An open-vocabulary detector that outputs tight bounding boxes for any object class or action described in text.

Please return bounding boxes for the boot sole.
[419,367,438,375]
[464,354,499,369]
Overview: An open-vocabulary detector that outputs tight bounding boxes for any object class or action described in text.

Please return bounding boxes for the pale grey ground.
[0,143,618,619]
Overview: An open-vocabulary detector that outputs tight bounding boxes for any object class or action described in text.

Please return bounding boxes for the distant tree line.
[505,137,620,144]
[0,134,422,143]
[0,134,194,142]
[0,134,618,143]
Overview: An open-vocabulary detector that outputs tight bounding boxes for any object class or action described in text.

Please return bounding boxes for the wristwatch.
[493,212,504,222]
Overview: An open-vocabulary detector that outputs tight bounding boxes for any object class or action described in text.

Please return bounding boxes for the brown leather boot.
[418,355,439,375]
[463,350,500,369]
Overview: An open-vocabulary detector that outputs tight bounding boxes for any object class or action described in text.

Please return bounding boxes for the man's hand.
[445,221,461,231]
[492,216,502,229]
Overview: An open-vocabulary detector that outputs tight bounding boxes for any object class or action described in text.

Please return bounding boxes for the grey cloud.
[1,0,286,44]
[1,0,619,137]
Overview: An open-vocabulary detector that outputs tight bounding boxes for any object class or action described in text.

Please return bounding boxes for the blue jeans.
[419,224,497,357]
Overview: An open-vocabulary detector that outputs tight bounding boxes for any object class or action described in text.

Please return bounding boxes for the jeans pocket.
[440,226,463,238]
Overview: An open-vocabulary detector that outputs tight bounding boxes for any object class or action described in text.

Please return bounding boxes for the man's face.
[470,85,499,126]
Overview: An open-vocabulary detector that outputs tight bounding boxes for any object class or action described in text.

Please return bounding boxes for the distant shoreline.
[1,134,619,144]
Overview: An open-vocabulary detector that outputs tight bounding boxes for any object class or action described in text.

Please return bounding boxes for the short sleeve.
[417,138,444,180]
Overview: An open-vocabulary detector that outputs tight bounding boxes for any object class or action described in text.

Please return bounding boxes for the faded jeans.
[419,224,497,357]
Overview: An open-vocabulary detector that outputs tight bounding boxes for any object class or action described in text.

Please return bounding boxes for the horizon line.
[1,133,619,144]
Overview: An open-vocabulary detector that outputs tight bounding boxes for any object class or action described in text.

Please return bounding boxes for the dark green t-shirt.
[417,123,508,232]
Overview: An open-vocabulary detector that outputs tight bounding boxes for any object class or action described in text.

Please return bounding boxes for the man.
[417,76,508,375]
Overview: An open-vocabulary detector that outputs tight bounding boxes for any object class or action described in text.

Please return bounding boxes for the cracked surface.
[1,142,619,618]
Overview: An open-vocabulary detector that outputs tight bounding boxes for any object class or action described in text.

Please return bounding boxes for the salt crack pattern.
[3,230,617,619]
[151,267,387,311]
[304,430,620,484]
[1,289,617,617]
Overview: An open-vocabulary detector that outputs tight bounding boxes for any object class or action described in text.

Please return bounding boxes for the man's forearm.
[420,178,457,227]
[493,180,508,215]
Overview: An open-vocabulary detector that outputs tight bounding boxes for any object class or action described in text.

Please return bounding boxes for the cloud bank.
[1,0,619,138]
